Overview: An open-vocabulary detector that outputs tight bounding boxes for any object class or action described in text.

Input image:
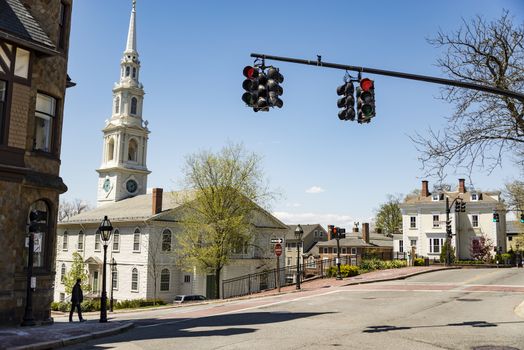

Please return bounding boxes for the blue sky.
[61,0,524,228]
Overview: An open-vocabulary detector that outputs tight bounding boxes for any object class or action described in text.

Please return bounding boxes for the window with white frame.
[351,247,357,255]
[287,257,291,265]
[131,268,138,291]
[314,230,318,237]
[333,247,337,254]
[323,247,329,254]
[432,194,440,201]
[399,240,404,253]
[472,215,479,228]
[62,231,68,250]
[429,238,443,253]
[160,269,170,291]
[77,231,84,251]
[410,216,417,229]
[112,230,119,251]
[286,242,296,250]
[133,229,140,251]
[433,215,440,228]
[410,239,417,248]
[61,263,66,282]
[95,231,101,251]
[34,93,56,152]
[341,247,347,254]
[112,268,118,290]
[471,193,479,201]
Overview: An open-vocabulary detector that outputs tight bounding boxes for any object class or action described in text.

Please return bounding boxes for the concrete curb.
[514,300,524,319]
[8,322,134,350]
[341,267,461,287]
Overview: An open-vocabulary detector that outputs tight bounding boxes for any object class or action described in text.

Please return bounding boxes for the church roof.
[0,0,56,52]
[60,191,188,224]
[124,0,137,55]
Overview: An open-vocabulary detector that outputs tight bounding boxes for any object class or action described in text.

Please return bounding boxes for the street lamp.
[295,224,303,290]
[110,257,117,312]
[98,216,113,323]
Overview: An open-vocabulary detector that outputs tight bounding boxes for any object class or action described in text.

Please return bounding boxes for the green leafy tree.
[412,11,524,178]
[174,143,274,299]
[440,243,456,264]
[63,252,91,295]
[375,195,402,235]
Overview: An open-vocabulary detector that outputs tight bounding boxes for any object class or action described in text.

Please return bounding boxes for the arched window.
[112,267,118,290]
[112,230,119,251]
[125,66,130,76]
[133,229,140,251]
[108,138,115,161]
[131,268,138,291]
[61,263,66,282]
[132,67,136,78]
[114,96,120,114]
[62,231,68,250]
[78,231,84,251]
[162,229,172,252]
[27,200,49,267]
[130,97,137,115]
[160,269,170,291]
[128,139,137,161]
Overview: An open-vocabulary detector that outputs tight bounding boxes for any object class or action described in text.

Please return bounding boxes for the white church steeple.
[97,0,150,206]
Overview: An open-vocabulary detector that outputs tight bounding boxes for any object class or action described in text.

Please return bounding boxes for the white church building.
[54,1,287,302]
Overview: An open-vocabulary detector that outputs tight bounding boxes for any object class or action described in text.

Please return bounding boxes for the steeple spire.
[125,0,137,55]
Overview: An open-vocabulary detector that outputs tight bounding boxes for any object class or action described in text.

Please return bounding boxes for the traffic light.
[338,227,346,239]
[446,220,452,238]
[493,212,500,223]
[332,226,338,239]
[28,209,47,233]
[455,201,466,213]
[336,82,355,121]
[241,66,269,112]
[357,78,375,124]
[328,225,334,239]
[520,213,524,223]
[267,66,284,108]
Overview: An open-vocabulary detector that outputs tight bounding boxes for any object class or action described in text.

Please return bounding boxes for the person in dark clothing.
[69,278,85,322]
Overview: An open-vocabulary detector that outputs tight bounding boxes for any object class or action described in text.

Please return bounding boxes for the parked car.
[174,295,207,304]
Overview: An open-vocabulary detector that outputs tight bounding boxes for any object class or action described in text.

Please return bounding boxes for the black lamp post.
[295,224,303,290]
[98,216,113,323]
[110,257,116,312]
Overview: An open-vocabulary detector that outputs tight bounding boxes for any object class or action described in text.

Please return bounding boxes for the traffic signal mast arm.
[250,53,524,101]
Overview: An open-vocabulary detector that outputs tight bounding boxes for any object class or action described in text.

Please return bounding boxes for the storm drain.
[472,346,520,350]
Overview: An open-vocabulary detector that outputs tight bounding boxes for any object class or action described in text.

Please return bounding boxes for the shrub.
[114,298,166,310]
[414,257,425,266]
[326,265,359,278]
[51,301,71,312]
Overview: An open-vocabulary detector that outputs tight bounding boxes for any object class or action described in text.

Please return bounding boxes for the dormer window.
[471,193,479,201]
[432,193,440,201]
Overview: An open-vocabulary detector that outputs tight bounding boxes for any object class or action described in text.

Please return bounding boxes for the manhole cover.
[472,346,520,350]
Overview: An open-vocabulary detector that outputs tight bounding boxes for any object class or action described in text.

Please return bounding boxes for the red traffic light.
[360,78,374,92]
[243,66,258,79]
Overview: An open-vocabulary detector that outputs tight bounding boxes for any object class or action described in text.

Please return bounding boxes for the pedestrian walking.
[69,278,85,322]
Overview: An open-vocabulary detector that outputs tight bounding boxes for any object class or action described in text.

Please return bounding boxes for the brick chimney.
[352,226,359,233]
[152,188,163,215]
[458,178,466,194]
[362,223,370,244]
[421,180,429,197]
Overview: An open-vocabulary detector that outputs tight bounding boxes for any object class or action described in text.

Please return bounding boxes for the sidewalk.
[0,266,453,350]
[0,320,132,350]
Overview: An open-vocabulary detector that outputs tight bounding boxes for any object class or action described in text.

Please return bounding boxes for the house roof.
[316,237,374,248]
[507,221,524,234]
[403,190,501,205]
[284,224,324,240]
[0,0,55,51]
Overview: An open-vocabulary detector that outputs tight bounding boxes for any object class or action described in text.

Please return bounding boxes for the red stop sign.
[274,243,282,256]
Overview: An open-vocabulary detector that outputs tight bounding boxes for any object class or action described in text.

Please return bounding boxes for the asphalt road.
[62,268,524,350]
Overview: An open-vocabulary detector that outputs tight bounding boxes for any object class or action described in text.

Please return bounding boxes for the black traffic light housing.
[520,212,524,223]
[28,209,47,233]
[357,78,376,124]
[455,200,466,213]
[493,212,500,223]
[446,220,452,238]
[336,81,355,121]
[267,66,284,108]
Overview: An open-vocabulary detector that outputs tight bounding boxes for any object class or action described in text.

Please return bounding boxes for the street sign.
[274,243,282,256]
[271,238,283,244]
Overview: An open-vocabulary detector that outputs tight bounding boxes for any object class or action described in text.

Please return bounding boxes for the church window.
[131,268,138,291]
[131,97,137,115]
[78,231,84,251]
[125,66,130,77]
[108,138,115,161]
[132,67,136,78]
[128,139,137,161]
[133,229,141,251]
[61,263,66,282]
[114,97,119,114]
[62,231,68,250]
[112,230,119,251]
[34,93,56,152]
[162,229,172,252]
[160,269,170,291]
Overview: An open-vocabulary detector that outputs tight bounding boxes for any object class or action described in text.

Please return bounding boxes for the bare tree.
[147,230,164,304]
[412,11,524,179]
[58,198,90,222]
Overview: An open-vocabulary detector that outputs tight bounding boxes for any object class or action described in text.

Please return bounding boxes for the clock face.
[126,179,138,193]
[103,179,111,192]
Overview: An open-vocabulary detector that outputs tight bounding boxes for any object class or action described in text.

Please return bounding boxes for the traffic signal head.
[29,209,47,233]
[493,212,500,223]
[446,220,452,236]
[242,65,260,108]
[266,66,284,109]
[520,213,524,223]
[357,78,375,124]
[336,82,355,121]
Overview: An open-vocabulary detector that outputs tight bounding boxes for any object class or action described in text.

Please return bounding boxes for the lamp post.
[98,216,113,323]
[110,257,116,312]
[295,224,303,290]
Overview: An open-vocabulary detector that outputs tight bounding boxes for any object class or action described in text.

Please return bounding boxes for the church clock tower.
[97,0,150,206]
